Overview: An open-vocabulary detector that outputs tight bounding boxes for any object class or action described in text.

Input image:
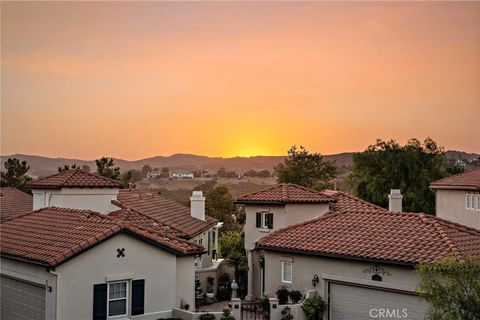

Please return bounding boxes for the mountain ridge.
[1,150,477,178]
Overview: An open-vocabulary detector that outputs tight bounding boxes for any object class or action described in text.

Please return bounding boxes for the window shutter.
[256,212,261,228]
[131,279,145,316]
[267,213,273,229]
[93,284,107,320]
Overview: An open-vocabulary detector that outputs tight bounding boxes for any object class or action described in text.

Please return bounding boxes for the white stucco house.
[430,167,480,230]
[0,169,223,320]
[236,183,480,320]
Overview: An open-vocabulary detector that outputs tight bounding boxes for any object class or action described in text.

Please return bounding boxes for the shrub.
[217,287,231,301]
[302,296,327,320]
[281,306,293,320]
[257,295,270,311]
[199,313,216,320]
[289,290,302,304]
[276,286,290,304]
[220,309,235,320]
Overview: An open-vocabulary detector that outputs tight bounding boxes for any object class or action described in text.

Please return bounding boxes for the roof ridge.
[419,214,463,261]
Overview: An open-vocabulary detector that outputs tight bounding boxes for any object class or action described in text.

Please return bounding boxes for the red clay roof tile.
[322,190,388,213]
[0,207,204,267]
[258,210,480,265]
[0,187,33,222]
[25,169,124,189]
[236,183,334,204]
[430,168,480,190]
[115,189,217,238]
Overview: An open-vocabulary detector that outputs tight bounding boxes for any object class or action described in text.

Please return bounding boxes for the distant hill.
[0,152,354,178]
[1,150,477,178]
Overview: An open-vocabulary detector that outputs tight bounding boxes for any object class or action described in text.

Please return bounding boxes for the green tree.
[141,164,152,176]
[417,256,480,320]
[205,184,237,232]
[217,167,237,179]
[160,167,170,178]
[0,158,32,188]
[58,164,77,172]
[347,138,445,213]
[219,232,248,284]
[274,146,337,191]
[95,157,120,180]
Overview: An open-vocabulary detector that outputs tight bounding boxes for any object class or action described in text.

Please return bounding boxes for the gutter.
[256,245,418,267]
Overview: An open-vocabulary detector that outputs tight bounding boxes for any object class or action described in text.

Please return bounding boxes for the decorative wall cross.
[116,248,125,258]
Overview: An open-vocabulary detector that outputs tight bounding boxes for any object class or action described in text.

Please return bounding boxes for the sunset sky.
[2,1,479,160]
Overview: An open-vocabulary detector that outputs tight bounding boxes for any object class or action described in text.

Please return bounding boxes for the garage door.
[329,282,428,320]
[1,275,46,320]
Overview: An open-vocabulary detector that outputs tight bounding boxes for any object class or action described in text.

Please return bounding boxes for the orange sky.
[1,1,479,159]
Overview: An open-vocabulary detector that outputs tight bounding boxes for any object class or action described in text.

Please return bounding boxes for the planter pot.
[206,292,215,299]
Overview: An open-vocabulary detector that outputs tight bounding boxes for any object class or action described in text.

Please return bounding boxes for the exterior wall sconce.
[312,274,319,287]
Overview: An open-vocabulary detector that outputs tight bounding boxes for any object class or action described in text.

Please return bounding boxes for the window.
[473,194,477,211]
[466,194,471,209]
[477,195,480,210]
[281,261,292,283]
[256,212,273,229]
[108,281,128,317]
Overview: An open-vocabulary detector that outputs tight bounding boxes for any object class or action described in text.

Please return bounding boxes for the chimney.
[190,190,205,221]
[388,189,403,212]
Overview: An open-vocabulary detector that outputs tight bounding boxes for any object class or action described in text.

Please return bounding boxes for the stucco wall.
[436,189,480,230]
[55,233,195,320]
[262,251,420,299]
[244,204,329,251]
[0,257,57,320]
[32,188,120,214]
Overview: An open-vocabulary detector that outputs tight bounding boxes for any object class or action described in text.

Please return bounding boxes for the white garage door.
[329,282,428,320]
[0,275,46,320]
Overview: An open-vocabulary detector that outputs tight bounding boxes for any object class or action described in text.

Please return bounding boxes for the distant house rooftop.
[25,169,124,189]
[235,183,335,204]
[0,207,204,267]
[322,189,388,213]
[430,168,480,191]
[258,209,480,265]
[0,187,33,222]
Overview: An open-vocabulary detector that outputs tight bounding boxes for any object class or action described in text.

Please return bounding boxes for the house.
[0,187,33,222]
[0,169,224,319]
[170,171,195,179]
[237,183,480,320]
[24,170,221,269]
[0,207,203,320]
[430,168,480,229]
[146,171,162,178]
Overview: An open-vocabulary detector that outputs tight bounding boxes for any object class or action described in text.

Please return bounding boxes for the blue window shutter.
[131,279,145,316]
[93,284,107,320]
[268,213,274,229]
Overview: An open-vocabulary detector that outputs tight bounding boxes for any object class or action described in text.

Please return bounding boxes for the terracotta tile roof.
[116,189,217,238]
[25,169,124,189]
[321,190,388,213]
[0,207,204,267]
[0,188,33,222]
[258,210,480,265]
[236,183,335,204]
[109,208,188,238]
[430,168,480,190]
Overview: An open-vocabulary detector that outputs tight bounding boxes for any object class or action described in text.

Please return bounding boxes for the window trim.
[107,281,129,318]
[477,195,480,211]
[466,193,471,210]
[281,261,293,284]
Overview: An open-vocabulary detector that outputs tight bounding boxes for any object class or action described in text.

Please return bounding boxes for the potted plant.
[276,286,290,304]
[302,296,327,320]
[206,276,215,298]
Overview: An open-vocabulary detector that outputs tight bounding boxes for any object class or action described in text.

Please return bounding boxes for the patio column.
[214,227,218,260]
[246,250,254,301]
